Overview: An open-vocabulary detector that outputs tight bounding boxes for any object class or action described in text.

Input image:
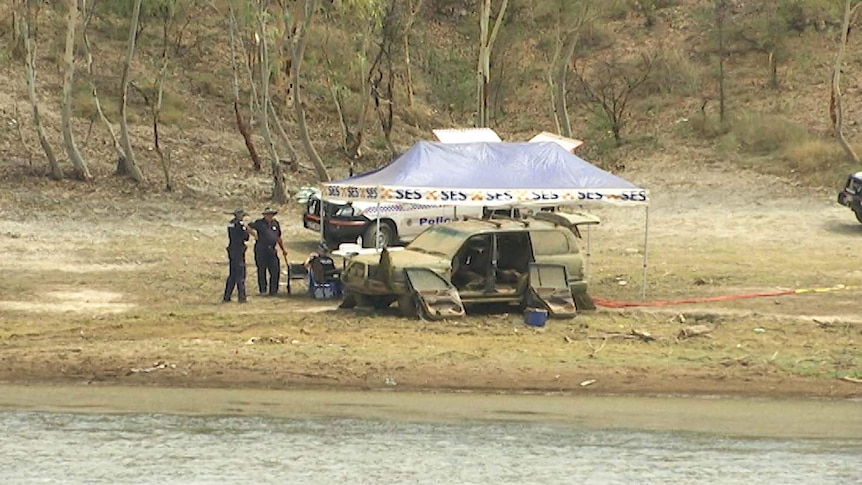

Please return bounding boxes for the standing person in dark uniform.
[223,209,252,303]
[250,207,288,296]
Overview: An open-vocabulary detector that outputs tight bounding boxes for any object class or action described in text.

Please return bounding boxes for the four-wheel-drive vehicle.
[837,171,862,224]
[339,212,600,319]
[302,191,552,248]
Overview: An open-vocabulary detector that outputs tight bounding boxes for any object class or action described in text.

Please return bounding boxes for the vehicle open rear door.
[404,268,465,320]
[527,263,576,318]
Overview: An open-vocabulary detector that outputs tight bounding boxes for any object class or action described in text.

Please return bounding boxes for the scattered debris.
[586,338,606,358]
[245,336,288,345]
[128,360,175,375]
[384,376,397,387]
[678,324,714,339]
[840,376,862,384]
[631,329,656,342]
[753,327,766,334]
[579,379,596,387]
[563,335,575,344]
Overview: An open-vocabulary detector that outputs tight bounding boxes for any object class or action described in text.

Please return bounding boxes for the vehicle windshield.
[407,225,471,257]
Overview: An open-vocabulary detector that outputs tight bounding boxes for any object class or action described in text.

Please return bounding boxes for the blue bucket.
[524,308,548,327]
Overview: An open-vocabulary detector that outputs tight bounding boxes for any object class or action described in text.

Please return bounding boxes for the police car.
[302,192,491,248]
[298,188,540,248]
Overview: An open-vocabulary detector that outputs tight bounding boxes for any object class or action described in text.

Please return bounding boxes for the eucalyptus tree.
[61,0,92,180]
[535,0,610,138]
[320,0,389,162]
[82,0,125,170]
[256,0,290,202]
[20,0,62,179]
[476,0,509,128]
[290,0,330,181]
[118,0,145,182]
[228,1,262,171]
[831,0,862,165]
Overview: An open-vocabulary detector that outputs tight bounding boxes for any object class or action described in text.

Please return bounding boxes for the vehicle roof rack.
[486,213,530,227]
[461,215,502,228]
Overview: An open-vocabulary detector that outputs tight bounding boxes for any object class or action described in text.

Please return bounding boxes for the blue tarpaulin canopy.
[322,141,648,207]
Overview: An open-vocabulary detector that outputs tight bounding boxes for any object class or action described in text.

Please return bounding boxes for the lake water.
[1,386,860,485]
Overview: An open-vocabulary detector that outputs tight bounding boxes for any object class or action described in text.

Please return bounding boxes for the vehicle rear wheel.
[362,221,396,248]
[398,292,419,318]
[855,209,862,224]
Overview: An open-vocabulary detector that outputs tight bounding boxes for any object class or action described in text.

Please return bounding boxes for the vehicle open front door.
[526,263,576,318]
[404,267,465,320]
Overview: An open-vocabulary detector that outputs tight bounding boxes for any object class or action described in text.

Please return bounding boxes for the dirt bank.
[0,157,860,399]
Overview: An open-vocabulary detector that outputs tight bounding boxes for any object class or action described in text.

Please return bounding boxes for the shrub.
[730,111,807,156]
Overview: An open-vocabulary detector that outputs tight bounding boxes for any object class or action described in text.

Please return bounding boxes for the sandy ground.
[0,155,859,400]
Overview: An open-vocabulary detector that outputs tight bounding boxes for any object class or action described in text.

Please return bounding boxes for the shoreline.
[1,383,860,439]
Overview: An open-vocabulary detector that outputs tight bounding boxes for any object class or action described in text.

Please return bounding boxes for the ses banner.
[323,185,649,206]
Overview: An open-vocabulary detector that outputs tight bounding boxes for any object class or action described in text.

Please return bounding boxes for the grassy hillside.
[0,0,861,201]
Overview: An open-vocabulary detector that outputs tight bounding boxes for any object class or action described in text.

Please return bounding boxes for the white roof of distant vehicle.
[432,128,502,143]
[528,132,585,153]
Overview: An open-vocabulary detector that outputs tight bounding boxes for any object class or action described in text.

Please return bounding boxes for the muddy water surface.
[1,386,860,484]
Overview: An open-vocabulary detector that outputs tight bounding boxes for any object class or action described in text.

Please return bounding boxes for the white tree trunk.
[82,0,125,166]
[22,4,62,179]
[476,0,508,128]
[293,0,330,182]
[61,0,92,181]
[831,0,862,165]
[257,1,289,203]
[118,0,144,182]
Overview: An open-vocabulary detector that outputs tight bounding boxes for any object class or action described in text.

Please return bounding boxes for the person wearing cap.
[250,207,288,296]
[223,209,252,303]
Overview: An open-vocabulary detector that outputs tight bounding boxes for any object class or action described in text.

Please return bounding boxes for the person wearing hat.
[304,241,337,284]
[223,208,252,303]
[250,207,288,296]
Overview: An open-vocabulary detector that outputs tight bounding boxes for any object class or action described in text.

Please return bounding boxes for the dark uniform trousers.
[224,249,247,302]
[255,245,281,295]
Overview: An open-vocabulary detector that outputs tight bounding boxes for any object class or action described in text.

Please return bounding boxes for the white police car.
[302,193,494,248]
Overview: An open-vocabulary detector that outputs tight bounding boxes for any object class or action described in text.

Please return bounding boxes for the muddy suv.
[340,212,599,319]
[837,172,862,224]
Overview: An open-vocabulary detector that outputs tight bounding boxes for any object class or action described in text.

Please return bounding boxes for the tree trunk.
[268,99,302,165]
[552,30,580,138]
[82,0,125,167]
[11,1,25,61]
[716,0,727,124]
[476,0,508,128]
[22,4,62,180]
[293,0,330,182]
[153,2,176,192]
[61,0,91,181]
[476,0,490,127]
[257,2,289,203]
[117,0,145,182]
[831,0,862,165]
[402,0,424,107]
[228,4,262,171]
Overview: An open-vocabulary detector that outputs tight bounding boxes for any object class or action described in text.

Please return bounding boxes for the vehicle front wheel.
[855,209,862,224]
[362,221,396,248]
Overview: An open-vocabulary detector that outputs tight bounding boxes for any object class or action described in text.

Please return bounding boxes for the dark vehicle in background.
[302,195,375,247]
[837,172,862,224]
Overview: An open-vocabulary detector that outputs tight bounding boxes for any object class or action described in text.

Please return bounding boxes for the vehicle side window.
[530,230,569,255]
